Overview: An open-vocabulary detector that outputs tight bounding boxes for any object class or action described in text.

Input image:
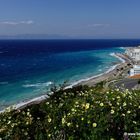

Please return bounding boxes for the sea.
[0,39,140,109]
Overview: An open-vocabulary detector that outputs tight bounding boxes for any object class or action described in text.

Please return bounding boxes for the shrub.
[138,79,140,84]
[0,85,140,140]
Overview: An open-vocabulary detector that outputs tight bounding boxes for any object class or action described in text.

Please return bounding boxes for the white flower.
[127,110,131,114]
[75,101,79,104]
[67,122,71,127]
[85,103,90,109]
[7,121,11,124]
[123,102,126,107]
[126,89,129,92]
[46,102,49,105]
[111,110,115,114]
[48,134,51,137]
[123,94,126,97]
[71,108,75,112]
[62,118,66,124]
[81,117,84,121]
[67,113,70,116]
[117,102,120,105]
[116,88,119,91]
[27,112,30,116]
[122,113,125,117]
[92,123,97,127]
[117,96,120,99]
[48,118,52,123]
[100,103,104,107]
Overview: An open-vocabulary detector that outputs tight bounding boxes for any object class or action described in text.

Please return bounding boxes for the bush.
[138,79,140,84]
[0,85,140,140]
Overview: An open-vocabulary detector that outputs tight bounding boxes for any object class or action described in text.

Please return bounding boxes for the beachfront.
[80,53,132,86]
[0,50,134,112]
[1,47,140,140]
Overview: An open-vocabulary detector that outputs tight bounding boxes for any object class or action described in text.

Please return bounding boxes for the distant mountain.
[0,34,71,39]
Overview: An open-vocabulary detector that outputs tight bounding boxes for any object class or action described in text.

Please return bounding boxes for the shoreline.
[65,52,126,88]
[77,53,129,86]
[0,52,129,113]
[65,63,120,89]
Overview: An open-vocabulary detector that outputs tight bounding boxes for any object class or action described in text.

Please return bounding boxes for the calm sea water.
[0,39,140,108]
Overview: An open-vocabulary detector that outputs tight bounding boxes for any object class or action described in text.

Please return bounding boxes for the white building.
[126,46,140,61]
[130,65,140,76]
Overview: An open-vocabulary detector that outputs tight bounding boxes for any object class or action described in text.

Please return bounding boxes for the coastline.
[67,52,129,87]
[65,64,119,88]
[76,53,128,86]
[0,52,130,113]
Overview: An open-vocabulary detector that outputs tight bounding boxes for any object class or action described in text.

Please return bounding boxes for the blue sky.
[0,0,140,38]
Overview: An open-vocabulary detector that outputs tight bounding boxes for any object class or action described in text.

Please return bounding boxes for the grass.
[0,82,140,140]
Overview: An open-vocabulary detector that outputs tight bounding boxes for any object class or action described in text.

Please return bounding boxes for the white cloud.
[0,20,34,25]
[88,24,110,28]
[20,20,34,24]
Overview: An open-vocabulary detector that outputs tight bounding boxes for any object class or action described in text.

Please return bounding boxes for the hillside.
[0,83,140,140]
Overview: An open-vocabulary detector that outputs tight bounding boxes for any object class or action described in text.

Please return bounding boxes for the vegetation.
[0,83,140,140]
[138,79,140,84]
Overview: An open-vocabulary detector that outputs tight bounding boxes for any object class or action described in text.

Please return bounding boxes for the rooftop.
[129,74,140,79]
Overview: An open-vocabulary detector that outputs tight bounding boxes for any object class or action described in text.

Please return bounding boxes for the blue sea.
[0,39,140,109]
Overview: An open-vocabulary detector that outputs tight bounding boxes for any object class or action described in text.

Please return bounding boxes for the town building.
[125,46,140,77]
[129,65,140,77]
[125,46,140,61]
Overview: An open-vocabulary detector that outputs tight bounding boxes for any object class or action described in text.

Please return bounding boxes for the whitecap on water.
[0,82,9,85]
[119,47,125,50]
[110,52,125,63]
[22,81,53,88]
[98,69,102,72]
[1,64,5,66]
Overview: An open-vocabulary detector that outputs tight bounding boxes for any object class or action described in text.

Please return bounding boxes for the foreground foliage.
[0,83,140,140]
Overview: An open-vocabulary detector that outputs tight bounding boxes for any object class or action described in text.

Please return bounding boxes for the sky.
[0,0,140,39]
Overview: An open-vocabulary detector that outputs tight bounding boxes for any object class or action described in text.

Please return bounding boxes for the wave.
[0,94,49,113]
[0,51,8,54]
[98,69,102,72]
[0,82,9,85]
[110,52,125,63]
[22,81,53,88]
[119,47,125,50]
